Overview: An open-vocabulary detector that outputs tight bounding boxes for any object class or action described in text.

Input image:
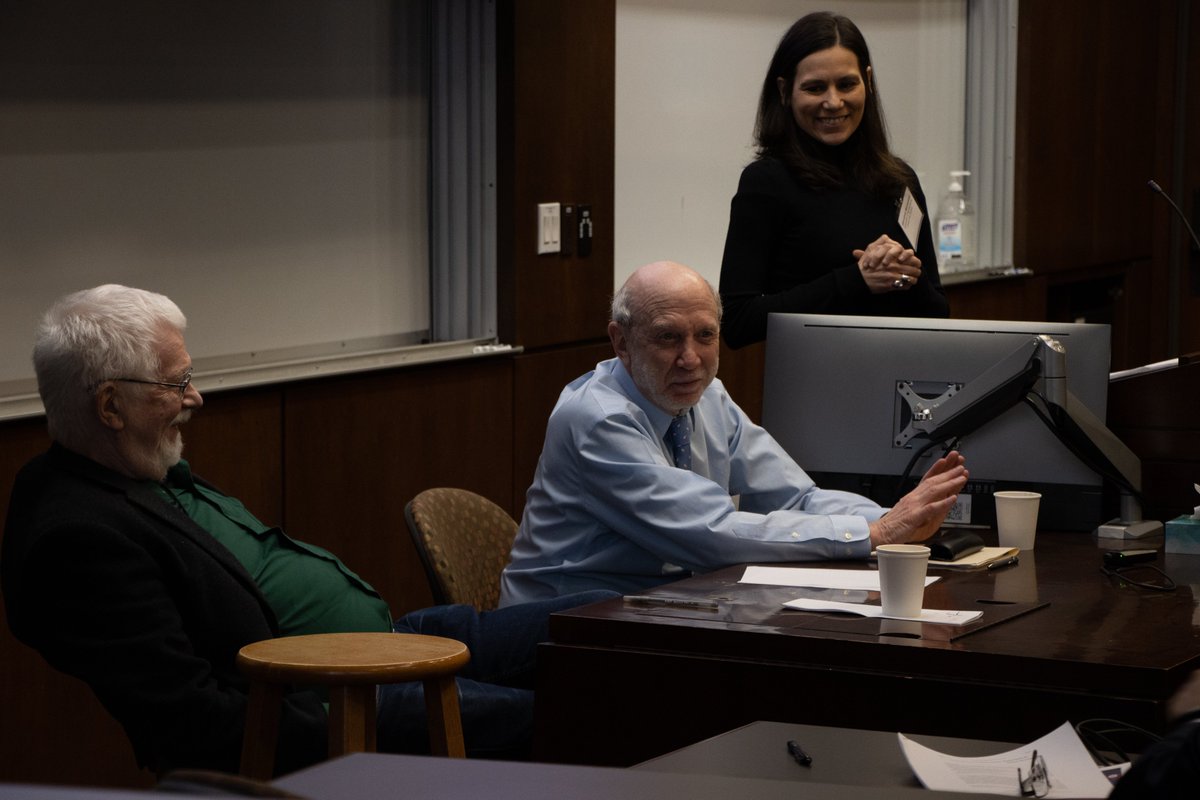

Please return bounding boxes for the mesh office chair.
[404,488,517,610]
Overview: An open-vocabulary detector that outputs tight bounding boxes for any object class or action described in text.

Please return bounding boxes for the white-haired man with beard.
[2,284,611,778]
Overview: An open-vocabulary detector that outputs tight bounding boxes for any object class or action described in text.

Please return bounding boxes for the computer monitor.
[761,314,1113,532]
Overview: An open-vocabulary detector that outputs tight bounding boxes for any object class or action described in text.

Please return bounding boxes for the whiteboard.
[614,0,968,290]
[0,1,429,390]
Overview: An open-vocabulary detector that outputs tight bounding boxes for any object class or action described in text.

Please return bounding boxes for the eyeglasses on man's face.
[112,368,194,397]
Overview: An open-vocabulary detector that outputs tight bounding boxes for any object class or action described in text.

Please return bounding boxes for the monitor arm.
[894,335,1161,539]
[894,336,1043,449]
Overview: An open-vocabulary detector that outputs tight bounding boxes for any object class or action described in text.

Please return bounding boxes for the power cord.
[1075,718,1163,766]
[1100,564,1177,592]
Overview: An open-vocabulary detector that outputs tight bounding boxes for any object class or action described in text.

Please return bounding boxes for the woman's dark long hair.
[755,11,911,199]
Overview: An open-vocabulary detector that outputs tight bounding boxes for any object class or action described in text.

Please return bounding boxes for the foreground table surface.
[536,531,1200,765]
[635,720,1017,786]
[273,751,989,800]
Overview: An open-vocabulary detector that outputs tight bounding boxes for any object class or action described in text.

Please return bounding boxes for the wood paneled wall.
[1109,356,1200,522]
[1014,0,1190,368]
[1176,2,1200,355]
[280,359,514,615]
[496,0,616,349]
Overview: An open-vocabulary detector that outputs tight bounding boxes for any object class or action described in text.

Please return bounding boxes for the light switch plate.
[537,202,561,254]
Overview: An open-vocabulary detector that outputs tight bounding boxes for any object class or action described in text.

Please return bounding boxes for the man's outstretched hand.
[869,452,968,548]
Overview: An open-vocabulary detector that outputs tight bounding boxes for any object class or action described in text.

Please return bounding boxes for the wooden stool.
[236,632,470,779]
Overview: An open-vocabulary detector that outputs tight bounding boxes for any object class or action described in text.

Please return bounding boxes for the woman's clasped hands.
[854,234,923,294]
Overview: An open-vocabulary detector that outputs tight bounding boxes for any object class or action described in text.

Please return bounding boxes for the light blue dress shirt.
[498,358,887,606]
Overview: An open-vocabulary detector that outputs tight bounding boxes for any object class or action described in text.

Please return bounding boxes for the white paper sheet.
[740,565,939,592]
[898,721,1118,797]
[784,598,981,625]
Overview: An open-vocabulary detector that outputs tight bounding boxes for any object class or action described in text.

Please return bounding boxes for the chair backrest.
[404,488,517,610]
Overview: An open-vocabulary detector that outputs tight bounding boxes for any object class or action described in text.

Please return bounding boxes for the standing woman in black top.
[718,11,949,349]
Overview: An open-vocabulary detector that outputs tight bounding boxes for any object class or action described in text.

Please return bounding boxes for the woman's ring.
[892,278,904,289]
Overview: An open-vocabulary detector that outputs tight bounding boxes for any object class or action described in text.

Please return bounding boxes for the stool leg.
[240,681,283,780]
[328,685,377,756]
[423,676,465,758]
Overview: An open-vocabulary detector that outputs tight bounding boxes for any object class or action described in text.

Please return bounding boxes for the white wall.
[614,0,967,290]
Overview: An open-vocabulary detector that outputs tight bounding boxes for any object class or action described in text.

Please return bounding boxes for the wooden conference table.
[534,531,1200,766]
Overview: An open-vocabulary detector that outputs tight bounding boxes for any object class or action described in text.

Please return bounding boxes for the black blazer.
[1,444,327,776]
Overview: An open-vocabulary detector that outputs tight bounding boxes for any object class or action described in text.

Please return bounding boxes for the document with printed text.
[899,721,1120,797]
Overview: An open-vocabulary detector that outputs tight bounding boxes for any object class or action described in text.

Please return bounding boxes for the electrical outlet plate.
[537,202,561,254]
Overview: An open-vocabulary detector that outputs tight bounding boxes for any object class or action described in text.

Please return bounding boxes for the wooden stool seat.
[237,632,470,779]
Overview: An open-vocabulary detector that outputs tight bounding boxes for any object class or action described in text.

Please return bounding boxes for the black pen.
[987,555,1020,571]
[787,739,812,767]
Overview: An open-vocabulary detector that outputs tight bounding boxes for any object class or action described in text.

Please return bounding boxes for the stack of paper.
[898,721,1122,797]
[740,565,939,592]
[741,565,982,625]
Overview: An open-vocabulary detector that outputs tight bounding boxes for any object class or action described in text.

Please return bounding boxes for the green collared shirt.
[154,460,392,637]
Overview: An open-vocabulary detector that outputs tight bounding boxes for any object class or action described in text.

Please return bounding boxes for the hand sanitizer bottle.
[937,171,976,272]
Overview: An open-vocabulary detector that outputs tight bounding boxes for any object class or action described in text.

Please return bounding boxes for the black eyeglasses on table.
[1018,750,1051,798]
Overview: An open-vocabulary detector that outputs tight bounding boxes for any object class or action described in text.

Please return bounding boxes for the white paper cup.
[876,544,930,618]
[994,491,1041,550]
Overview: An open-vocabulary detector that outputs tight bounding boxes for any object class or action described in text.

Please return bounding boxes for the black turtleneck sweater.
[718,154,949,349]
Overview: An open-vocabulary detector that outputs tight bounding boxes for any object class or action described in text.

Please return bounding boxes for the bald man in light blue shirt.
[499,261,967,606]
